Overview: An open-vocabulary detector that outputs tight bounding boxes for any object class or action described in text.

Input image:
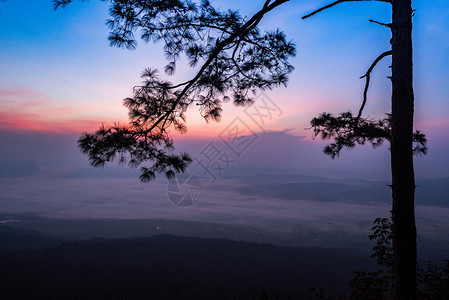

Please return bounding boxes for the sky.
[0,0,448,246]
[1,0,448,137]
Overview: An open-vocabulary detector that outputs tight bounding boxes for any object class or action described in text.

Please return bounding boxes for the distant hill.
[236,174,449,207]
[0,231,374,299]
[0,225,61,251]
[0,214,375,250]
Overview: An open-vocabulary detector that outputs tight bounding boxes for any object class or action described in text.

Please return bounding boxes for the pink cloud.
[0,110,103,133]
[0,86,126,133]
[0,86,51,107]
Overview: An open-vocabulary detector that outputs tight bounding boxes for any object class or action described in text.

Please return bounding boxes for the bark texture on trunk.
[391,0,416,299]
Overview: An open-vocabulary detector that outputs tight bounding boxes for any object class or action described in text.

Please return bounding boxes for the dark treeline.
[0,228,373,299]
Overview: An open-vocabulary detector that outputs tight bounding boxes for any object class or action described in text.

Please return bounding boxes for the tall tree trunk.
[391,0,416,299]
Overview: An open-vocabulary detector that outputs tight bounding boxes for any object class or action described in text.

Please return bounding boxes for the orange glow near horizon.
[0,85,305,139]
[0,110,112,134]
[1,83,447,144]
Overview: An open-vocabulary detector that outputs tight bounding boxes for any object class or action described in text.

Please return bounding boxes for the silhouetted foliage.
[310,112,427,158]
[417,260,449,299]
[349,217,449,300]
[55,0,295,181]
[369,217,394,270]
[349,217,394,299]
[310,217,449,299]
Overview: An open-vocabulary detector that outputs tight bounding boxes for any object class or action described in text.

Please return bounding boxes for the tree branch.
[302,0,391,20]
[355,50,392,123]
[230,40,253,81]
[146,0,289,133]
[263,0,272,9]
[369,19,392,28]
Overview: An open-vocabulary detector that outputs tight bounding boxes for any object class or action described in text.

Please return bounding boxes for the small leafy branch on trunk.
[349,217,449,299]
[310,112,427,158]
[312,217,449,299]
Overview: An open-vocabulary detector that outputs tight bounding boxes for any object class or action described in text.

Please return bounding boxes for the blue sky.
[1,0,448,135]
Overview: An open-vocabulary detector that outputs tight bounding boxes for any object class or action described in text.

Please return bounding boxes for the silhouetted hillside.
[0,233,374,299]
[237,174,449,207]
[0,225,61,251]
[1,214,375,250]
